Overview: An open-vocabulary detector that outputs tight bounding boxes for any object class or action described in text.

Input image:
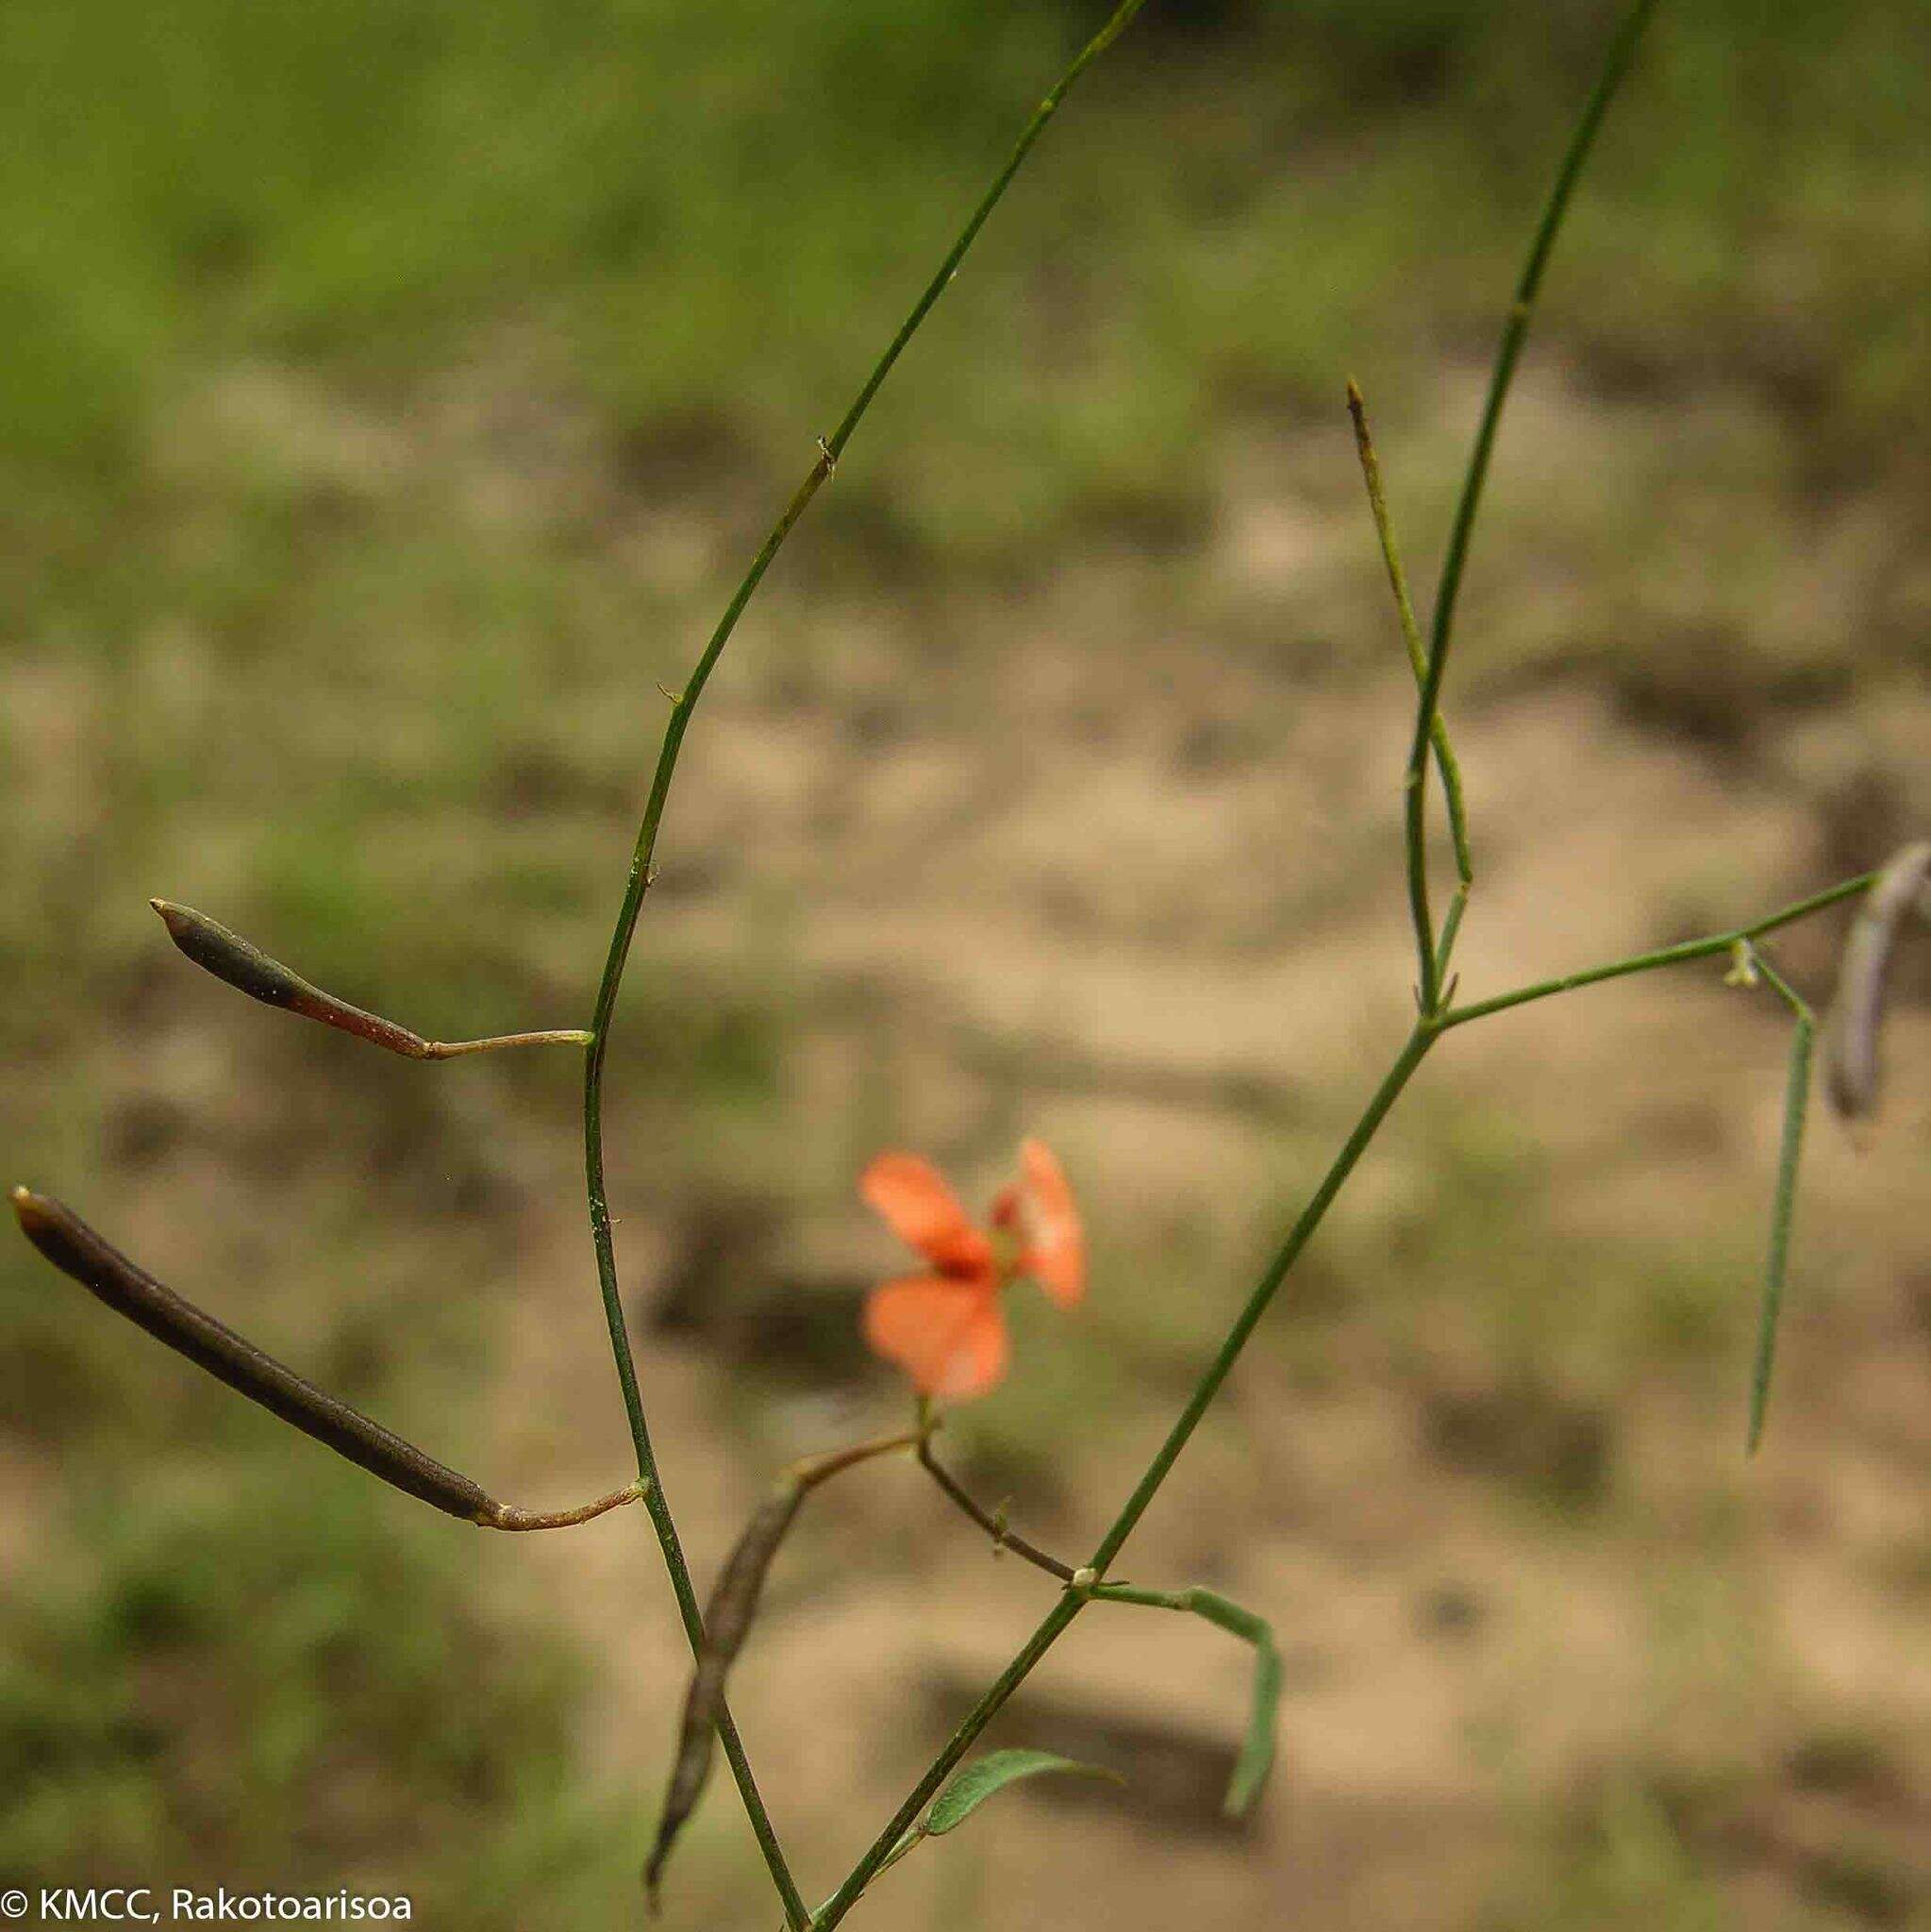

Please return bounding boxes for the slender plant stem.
[811,1591,1086,1930]
[1087,1023,1438,1573]
[918,1437,1077,1583]
[816,1024,1440,1928]
[419,1028,593,1058]
[1434,882,1470,989]
[792,1427,925,1494]
[819,871,1871,1922]
[1347,380,1473,998]
[577,5,1150,1917]
[1404,0,1661,1014]
[1438,873,1875,1032]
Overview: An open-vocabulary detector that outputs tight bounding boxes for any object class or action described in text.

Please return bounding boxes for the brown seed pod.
[151,899,431,1054]
[1822,841,1931,1121]
[10,1188,638,1532]
[643,1428,920,1907]
[646,1482,806,1907]
[149,900,590,1059]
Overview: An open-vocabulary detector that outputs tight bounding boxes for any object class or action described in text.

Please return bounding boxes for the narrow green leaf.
[1227,1640,1282,1816]
[924,1750,1121,1837]
[1748,1013,1814,1454]
[1168,1589,1280,1815]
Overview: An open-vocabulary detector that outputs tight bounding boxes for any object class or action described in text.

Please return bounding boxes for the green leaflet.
[924,1749,1122,1837]
[1087,1583,1281,1815]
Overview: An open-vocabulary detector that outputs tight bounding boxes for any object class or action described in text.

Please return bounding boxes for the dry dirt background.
[474,367,1931,1929]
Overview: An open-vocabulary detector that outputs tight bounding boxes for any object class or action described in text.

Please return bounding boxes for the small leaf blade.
[1226,1640,1282,1816]
[1748,1013,1814,1454]
[925,1749,1120,1838]
[1169,1588,1280,1815]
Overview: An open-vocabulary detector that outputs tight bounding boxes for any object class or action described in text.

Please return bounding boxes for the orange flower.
[860,1140,1085,1403]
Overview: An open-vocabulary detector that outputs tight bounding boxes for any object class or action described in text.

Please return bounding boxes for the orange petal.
[862,1274,1010,1402]
[1016,1138,1085,1308]
[860,1153,993,1276]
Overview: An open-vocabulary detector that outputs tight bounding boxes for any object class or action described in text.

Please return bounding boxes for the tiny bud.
[1071,1566,1098,1591]
[1723,940,1760,989]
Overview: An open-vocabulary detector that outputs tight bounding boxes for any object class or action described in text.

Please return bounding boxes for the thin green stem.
[820,877,1868,1924]
[1438,873,1874,1032]
[578,6,1150,1919]
[1740,950,1816,1455]
[1088,1023,1438,1573]
[1748,950,1816,1030]
[1404,0,1661,1012]
[1434,883,1469,990]
[918,1436,1077,1583]
[815,1024,1439,1928]
[823,0,1147,463]
[811,1592,1085,1929]
[422,1027,593,1058]
[1347,380,1473,999]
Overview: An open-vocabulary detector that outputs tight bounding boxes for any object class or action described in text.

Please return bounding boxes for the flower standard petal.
[863,1274,1011,1402]
[860,1154,995,1276]
[1015,1138,1086,1308]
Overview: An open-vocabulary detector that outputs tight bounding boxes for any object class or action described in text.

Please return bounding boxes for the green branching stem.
[1437,874,1874,1032]
[812,1023,1439,1929]
[918,1435,1077,1584]
[1346,380,1473,994]
[816,865,1873,1925]
[576,5,1149,1919]
[1404,0,1661,1013]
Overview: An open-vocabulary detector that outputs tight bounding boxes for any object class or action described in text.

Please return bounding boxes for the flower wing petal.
[863,1274,1010,1402]
[860,1153,993,1275]
[1017,1138,1085,1308]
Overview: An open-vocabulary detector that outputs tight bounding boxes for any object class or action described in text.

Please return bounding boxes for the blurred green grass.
[0,1472,637,1924]
[4,0,1927,539]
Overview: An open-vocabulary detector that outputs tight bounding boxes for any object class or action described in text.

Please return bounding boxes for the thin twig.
[1438,873,1875,1031]
[647,1430,921,1907]
[1346,381,1473,997]
[813,1024,1438,1930]
[917,1437,1076,1583]
[1403,0,1662,1014]
[577,7,1152,1920]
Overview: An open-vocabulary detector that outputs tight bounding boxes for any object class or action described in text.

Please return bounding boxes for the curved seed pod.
[152,899,431,1055]
[642,1426,918,1907]
[150,900,591,1059]
[645,1481,806,1908]
[10,1188,638,1533]
[1822,841,1931,1121]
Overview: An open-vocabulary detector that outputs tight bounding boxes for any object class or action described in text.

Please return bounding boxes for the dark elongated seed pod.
[9,1189,639,1532]
[645,1481,806,1907]
[643,1428,918,1907]
[149,900,591,1059]
[1822,841,1931,1120]
[151,899,431,1055]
